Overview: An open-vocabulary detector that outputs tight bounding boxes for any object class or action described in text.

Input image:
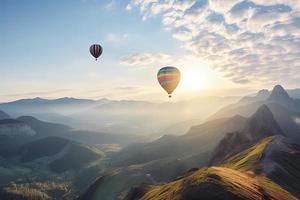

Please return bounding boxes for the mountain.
[209,105,284,165]
[19,136,102,173]
[242,105,284,139]
[124,136,300,200]
[0,96,240,135]
[77,168,154,200]
[78,115,251,200]
[268,85,292,102]
[0,119,36,157]
[210,85,300,142]
[0,97,101,131]
[114,115,247,166]
[124,166,297,200]
[77,115,247,200]
[116,105,281,167]
[16,116,142,146]
[17,116,71,138]
[288,88,300,99]
[239,89,270,104]
[19,136,70,162]
[0,97,98,116]
[48,140,101,173]
[0,110,10,120]
[222,136,300,197]
[80,103,299,200]
[239,87,300,103]
[0,119,36,137]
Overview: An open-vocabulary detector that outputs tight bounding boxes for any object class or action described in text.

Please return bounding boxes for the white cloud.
[106,33,129,42]
[120,53,172,66]
[127,0,300,84]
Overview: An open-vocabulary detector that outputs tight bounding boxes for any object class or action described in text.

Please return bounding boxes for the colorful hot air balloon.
[157,66,181,98]
[89,44,103,60]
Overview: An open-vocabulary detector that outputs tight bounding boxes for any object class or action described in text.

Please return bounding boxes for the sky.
[1,0,300,102]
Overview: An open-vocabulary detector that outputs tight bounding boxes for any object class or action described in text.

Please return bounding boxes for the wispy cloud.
[127,0,300,85]
[104,0,116,10]
[120,53,172,66]
[106,33,129,42]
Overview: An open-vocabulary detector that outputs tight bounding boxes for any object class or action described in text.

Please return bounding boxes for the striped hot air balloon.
[89,44,103,60]
[157,66,181,98]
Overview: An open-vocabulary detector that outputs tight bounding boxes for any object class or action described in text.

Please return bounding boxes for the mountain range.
[124,135,300,200]
[210,85,300,142]
[0,114,145,199]
[0,96,241,135]
[1,85,300,200]
[77,85,300,200]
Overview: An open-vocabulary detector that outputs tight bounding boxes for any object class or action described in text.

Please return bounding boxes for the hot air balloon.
[157,66,181,98]
[90,44,103,60]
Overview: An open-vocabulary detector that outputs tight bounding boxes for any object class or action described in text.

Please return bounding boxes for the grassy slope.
[125,136,300,200]
[128,167,298,200]
[222,136,274,171]
[222,136,300,197]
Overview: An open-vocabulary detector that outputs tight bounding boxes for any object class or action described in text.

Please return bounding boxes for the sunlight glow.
[181,68,208,91]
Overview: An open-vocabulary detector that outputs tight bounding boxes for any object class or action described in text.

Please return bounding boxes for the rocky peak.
[256,89,270,99]
[268,85,291,102]
[244,105,284,139]
[209,105,284,166]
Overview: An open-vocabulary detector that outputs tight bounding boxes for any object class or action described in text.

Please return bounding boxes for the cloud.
[120,53,172,66]
[127,0,300,85]
[106,33,129,42]
[104,0,116,10]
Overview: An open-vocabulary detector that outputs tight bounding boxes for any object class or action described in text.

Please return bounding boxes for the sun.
[181,68,207,91]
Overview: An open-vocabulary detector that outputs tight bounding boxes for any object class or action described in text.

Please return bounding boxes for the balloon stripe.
[160,80,178,85]
[158,76,179,81]
[157,73,178,78]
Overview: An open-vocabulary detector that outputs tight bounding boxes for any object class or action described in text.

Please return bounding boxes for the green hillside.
[125,167,298,200]
[222,136,274,171]
[49,144,101,173]
[20,136,70,162]
[222,136,300,197]
[124,136,300,200]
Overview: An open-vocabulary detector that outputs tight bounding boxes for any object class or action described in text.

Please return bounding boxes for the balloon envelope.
[157,66,181,98]
[90,44,103,60]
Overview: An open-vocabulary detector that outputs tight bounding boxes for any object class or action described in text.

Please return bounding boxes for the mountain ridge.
[209,85,300,142]
[209,105,284,165]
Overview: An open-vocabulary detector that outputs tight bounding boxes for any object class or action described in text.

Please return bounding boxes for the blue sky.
[0,0,178,101]
[1,0,300,101]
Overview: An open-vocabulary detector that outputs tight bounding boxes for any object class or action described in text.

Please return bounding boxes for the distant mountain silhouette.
[0,96,240,135]
[242,105,284,139]
[239,89,270,104]
[114,115,247,167]
[17,116,71,138]
[15,116,141,146]
[0,110,10,120]
[268,85,292,102]
[210,85,300,142]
